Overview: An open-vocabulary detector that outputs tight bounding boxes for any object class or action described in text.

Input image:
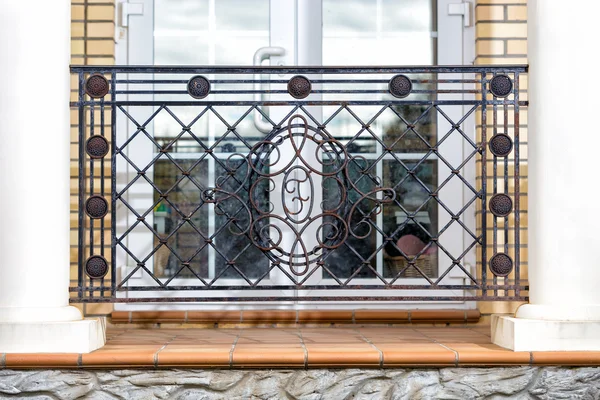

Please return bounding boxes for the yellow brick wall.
[70,0,115,316]
[475,0,528,320]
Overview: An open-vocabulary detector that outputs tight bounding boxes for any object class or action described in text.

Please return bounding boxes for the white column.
[492,0,600,351]
[0,0,105,353]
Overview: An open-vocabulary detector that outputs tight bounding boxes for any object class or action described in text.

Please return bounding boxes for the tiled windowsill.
[4,326,600,369]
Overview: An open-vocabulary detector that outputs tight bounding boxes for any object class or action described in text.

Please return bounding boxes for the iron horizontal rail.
[71,296,529,303]
[115,79,483,84]
[70,284,529,292]
[71,100,529,107]
[114,89,483,94]
[70,64,528,74]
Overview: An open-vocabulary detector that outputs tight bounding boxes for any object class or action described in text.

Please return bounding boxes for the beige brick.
[71,22,85,37]
[476,40,504,55]
[87,57,115,66]
[87,22,114,38]
[507,5,527,20]
[87,40,114,56]
[507,39,527,54]
[477,22,527,38]
[85,303,114,316]
[71,39,85,55]
[476,5,504,21]
[71,56,85,65]
[476,56,528,65]
[88,5,115,20]
[72,5,85,20]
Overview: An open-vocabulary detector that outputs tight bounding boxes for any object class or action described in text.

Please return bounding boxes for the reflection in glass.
[153,158,270,280]
[322,0,439,279]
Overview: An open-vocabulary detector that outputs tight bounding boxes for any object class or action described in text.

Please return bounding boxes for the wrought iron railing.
[70,65,528,303]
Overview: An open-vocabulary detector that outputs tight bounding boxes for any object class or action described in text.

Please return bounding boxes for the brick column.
[0,0,105,353]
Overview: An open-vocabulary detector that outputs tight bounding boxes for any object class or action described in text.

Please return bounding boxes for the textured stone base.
[1,367,600,399]
[0,318,106,353]
[492,314,600,351]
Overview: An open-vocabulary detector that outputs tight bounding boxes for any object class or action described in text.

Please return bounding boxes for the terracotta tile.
[232,346,305,367]
[157,345,231,367]
[379,343,457,366]
[532,352,600,366]
[5,354,80,368]
[110,311,130,323]
[242,310,297,323]
[297,310,353,323]
[82,348,156,367]
[187,311,241,323]
[355,310,410,324]
[410,309,469,323]
[129,311,187,323]
[448,343,531,365]
[306,346,381,367]
[465,309,482,322]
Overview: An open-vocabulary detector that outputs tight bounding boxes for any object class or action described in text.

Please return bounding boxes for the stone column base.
[492,314,600,351]
[0,318,106,353]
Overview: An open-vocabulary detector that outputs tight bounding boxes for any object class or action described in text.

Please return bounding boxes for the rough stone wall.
[2,367,600,399]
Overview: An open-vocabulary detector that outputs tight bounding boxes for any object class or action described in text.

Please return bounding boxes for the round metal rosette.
[489,74,513,98]
[287,75,312,99]
[489,252,513,277]
[85,74,110,98]
[489,193,513,217]
[388,74,413,98]
[86,135,109,159]
[85,255,109,279]
[489,133,513,157]
[187,75,211,99]
[85,195,109,219]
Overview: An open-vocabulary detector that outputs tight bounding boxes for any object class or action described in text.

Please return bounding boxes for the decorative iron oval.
[489,253,513,277]
[187,75,211,99]
[489,193,513,217]
[489,74,513,98]
[86,135,109,159]
[388,74,413,98]
[489,133,513,157]
[85,74,110,98]
[282,165,314,225]
[287,75,312,99]
[85,255,109,279]
[85,195,109,219]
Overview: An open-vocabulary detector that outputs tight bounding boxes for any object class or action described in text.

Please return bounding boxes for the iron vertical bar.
[503,94,509,297]
[111,71,117,297]
[89,102,95,299]
[481,72,488,299]
[513,72,521,298]
[77,72,86,299]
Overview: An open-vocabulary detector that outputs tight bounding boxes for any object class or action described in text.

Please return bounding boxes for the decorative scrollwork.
[207,114,395,276]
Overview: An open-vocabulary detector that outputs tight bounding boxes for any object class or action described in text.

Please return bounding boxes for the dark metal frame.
[70,65,528,303]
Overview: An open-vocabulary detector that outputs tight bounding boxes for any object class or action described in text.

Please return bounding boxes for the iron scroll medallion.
[85,74,110,98]
[489,74,513,98]
[85,195,109,219]
[287,75,312,99]
[489,253,513,277]
[187,75,211,99]
[388,74,413,98]
[489,193,513,217]
[85,255,109,279]
[489,133,513,157]
[86,135,110,159]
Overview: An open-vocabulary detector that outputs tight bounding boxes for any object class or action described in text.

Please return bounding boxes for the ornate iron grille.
[70,65,528,303]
